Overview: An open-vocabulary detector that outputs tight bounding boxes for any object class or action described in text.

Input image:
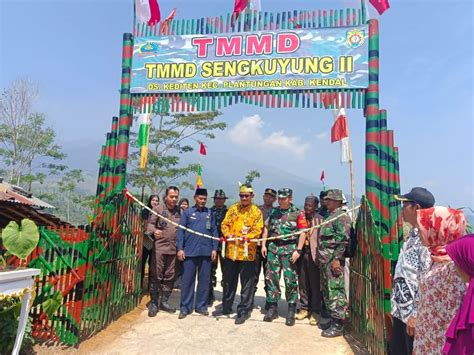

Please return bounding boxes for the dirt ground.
[34,272,366,355]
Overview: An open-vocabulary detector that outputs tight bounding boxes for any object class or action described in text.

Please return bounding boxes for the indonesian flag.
[137,113,151,168]
[331,108,352,163]
[199,142,207,155]
[369,0,390,15]
[135,0,161,26]
[233,0,261,21]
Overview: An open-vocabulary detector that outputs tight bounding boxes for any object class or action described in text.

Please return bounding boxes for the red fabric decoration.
[160,8,176,33]
[199,142,207,155]
[148,0,161,26]
[232,0,249,22]
[369,0,390,15]
[331,114,349,143]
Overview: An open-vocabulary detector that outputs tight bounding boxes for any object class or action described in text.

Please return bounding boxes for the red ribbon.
[219,237,227,244]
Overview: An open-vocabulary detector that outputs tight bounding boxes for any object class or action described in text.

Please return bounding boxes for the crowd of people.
[390,187,473,355]
[142,184,352,338]
[140,184,474,352]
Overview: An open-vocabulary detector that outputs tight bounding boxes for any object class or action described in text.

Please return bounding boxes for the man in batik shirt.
[212,184,263,325]
[390,187,434,355]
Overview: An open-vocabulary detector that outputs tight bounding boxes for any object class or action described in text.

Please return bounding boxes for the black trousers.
[296,247,322,313]
[253,246,267,298]
[222,258,256,314]
[208,256,219,300]
[390,317,414,355]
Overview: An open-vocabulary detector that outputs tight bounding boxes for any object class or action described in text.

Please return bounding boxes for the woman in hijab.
[141,194,160,290]
[413,207,467,354]
[443,235,474,355]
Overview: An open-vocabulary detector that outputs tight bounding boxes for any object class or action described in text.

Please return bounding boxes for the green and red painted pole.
[106,116,119,200]
[114,33,134,194]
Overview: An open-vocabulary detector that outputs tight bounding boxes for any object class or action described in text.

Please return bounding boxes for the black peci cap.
[195,188,208,196]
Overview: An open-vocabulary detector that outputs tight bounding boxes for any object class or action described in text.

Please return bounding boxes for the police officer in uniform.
[318,189,351,337]
[176,188,218,319]
[146,187,180,317]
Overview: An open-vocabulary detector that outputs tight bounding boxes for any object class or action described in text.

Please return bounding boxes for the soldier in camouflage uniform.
[261,188,306,326]
[318,190,330,218]
[318,189,351,337]
[208,189,228,305]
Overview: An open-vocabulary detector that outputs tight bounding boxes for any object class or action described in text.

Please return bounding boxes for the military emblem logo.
[345,29,365,48]
[139,42,159,53]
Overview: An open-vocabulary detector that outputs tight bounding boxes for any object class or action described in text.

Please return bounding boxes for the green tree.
[244,170,261,185]
[57,169,85,223]
[128,111,226,196]
[0,78,66,191]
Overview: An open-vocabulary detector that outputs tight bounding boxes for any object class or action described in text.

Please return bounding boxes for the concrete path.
[36,273,363,354]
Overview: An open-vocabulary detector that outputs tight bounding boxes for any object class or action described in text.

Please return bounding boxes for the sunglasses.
[239,194,251,198]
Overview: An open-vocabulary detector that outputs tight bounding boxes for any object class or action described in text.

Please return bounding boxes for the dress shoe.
[235,312,250,325]
[178,312,188,319]
[195,309,209,316]
[212,308,232,317]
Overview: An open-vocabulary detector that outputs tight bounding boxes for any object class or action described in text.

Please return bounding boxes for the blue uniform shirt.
[177,206,218,257]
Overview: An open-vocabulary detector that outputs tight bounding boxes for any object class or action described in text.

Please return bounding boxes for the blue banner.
[131,26,369,93]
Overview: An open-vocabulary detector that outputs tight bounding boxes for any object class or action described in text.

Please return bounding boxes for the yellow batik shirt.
[221,203,264,261]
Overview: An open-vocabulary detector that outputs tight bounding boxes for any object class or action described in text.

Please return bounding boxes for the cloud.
[228,114,310,158]
[228,114,263,145]
[316,131,328,140]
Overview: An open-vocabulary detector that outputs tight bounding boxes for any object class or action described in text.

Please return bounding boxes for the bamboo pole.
[114,33,134,194]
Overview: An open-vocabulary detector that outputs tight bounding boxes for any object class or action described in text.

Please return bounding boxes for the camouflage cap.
[278,188,293,198]
[213,189,228,199]
[323,189,344,201]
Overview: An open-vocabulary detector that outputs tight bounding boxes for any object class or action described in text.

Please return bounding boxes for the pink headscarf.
[443,235,474,354]
[417,207,467,262]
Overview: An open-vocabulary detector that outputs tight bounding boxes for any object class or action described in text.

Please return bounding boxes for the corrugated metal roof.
[0,181,55,209]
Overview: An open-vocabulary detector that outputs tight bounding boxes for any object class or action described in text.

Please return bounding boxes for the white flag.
[250,0,261,11]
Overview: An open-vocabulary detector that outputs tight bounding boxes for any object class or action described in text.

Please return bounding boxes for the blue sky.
[0,0,473,209]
